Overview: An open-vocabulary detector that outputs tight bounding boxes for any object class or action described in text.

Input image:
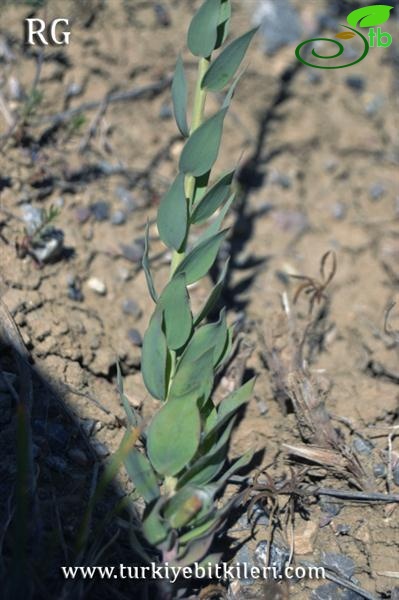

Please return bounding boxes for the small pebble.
[127,328,143,347]
[352,435,373,455]
[312,583,342,600]
[373,463,386,478]
[120,242,144,263]
[369,182,385,202]
[255,540,290,577]
[331,202,346,220]
[87,277,107,296]
[90,200,109,221]
[68,448,89,467]
[336,523,350,535]
[154,3,171,26]
[75,206,91,224]
[345,75,366,92]
[111,210,126,226]
[46,456,68,472]
[320,500,341,516]
[116,186,138,212]
[159,102,173,120]
[93,441,110,458]
[393,464,399,486]
[81,418,96,437]
[320,552,355,580]
[122,299,142,319]
[21,204,43,235]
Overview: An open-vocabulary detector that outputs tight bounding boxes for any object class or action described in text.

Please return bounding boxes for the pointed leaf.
[187,0,222,57]
[147,397,201,476]
[347,5,393,28]
[141,309,168,400]
[174,229,227,284]
[117,362,137,427]
[124,448,160,503]
[164,486,204,529]
[169,349,214,403]
[157,173,188,251]
[194,258,229,325]
[216,0,231,48]
[159,273,192,350]
[172,55,189,137]
[142,499,169,545]
[179,108,227,177]
[179,309,228,368]
[142,222,158,303]
[203,378,255,444]
[197,195,234,243]
[191,170,234,224]
[214,450,254,488]
[202,28,258,91]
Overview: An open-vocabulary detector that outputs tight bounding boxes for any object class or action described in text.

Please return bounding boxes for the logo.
[295,4,393,69]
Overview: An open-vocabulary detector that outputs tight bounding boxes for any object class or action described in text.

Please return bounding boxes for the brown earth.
[1,1,399,598]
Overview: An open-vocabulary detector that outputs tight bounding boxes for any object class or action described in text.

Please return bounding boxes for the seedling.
[118,0,257,570]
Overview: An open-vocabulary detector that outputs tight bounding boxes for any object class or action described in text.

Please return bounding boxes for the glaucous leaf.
[158,273,192,350]
[347,5,393,28]
[174,229,227,284]
[164,486,204,529]
[168,348,214,403]
[187,0,222,57]
[202,28,258,91]
[117,362,137,427]
[191,170,234,224]
[179,108,227,177]
[179,309,227,368]
[141,309,168,401]
[197,195,234,243]
[142,499,169,546]
[124,448,160,503]
[172,55,189,137]
[142,222,158,303]
[147,397,201,476]
[216,0,231,48]
[194,258,229,326]
[157,173,188,251]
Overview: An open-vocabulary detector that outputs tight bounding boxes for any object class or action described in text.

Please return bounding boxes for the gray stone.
[393,464,399,486]
[369,183,385,202]
[31,229,64,264]
[90,200,109,221]
[46,455,68,472]
[345,75,366,92]
[320,552,355,580]
[352,435,373,455]
[21,204,43,236]
[122,299,142,319]
[253,0,302,55]
[127,329,143,347]
[120,242,144,263]
[111,210,126,226]
[255,540,290,577]
[373,463,386,478]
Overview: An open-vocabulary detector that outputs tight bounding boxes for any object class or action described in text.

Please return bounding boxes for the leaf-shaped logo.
[336,31,356,39]
[347,4,393,28]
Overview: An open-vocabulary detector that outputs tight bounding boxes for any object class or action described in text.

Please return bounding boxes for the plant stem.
[170,56,210,275]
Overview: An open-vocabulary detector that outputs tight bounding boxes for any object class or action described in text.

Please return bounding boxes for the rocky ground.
[1,0,399,598]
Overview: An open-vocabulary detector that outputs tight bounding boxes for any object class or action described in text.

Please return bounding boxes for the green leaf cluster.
[119,0,257,567]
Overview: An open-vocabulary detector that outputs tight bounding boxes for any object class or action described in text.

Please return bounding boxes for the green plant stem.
[170,56,210,275]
